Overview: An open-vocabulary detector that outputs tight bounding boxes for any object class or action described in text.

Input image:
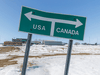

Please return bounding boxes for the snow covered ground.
[0,44,100,75]
[0,44,3,47]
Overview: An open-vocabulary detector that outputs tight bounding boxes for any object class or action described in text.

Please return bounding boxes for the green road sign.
[19,6,86,41]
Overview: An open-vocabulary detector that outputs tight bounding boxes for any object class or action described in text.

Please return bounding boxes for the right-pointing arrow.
[24,11,83,28]
[75,19,83,28]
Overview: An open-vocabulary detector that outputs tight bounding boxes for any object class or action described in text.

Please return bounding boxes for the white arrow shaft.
[31,15,76,25]
[31,15,77,36]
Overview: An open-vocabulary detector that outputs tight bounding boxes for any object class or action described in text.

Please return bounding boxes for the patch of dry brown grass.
[61,48,65,50]
[0,56,18,67]
[0,53,100,67]
[0,47,20,53]
[0,55,23,67]
[71,53,92,55]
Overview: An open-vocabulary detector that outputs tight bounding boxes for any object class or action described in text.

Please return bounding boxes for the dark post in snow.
[21,34,32,75]
[64,40,73,75]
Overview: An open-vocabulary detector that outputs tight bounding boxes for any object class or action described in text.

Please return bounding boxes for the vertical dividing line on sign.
[64,40,73,75]
[21,33,32,75]
[50,21,55,36]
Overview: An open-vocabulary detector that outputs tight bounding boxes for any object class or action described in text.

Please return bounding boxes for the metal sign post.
[64,40,73,75]
[21,33,32,75]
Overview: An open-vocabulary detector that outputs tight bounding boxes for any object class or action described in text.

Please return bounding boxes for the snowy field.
[0,44,100,75]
